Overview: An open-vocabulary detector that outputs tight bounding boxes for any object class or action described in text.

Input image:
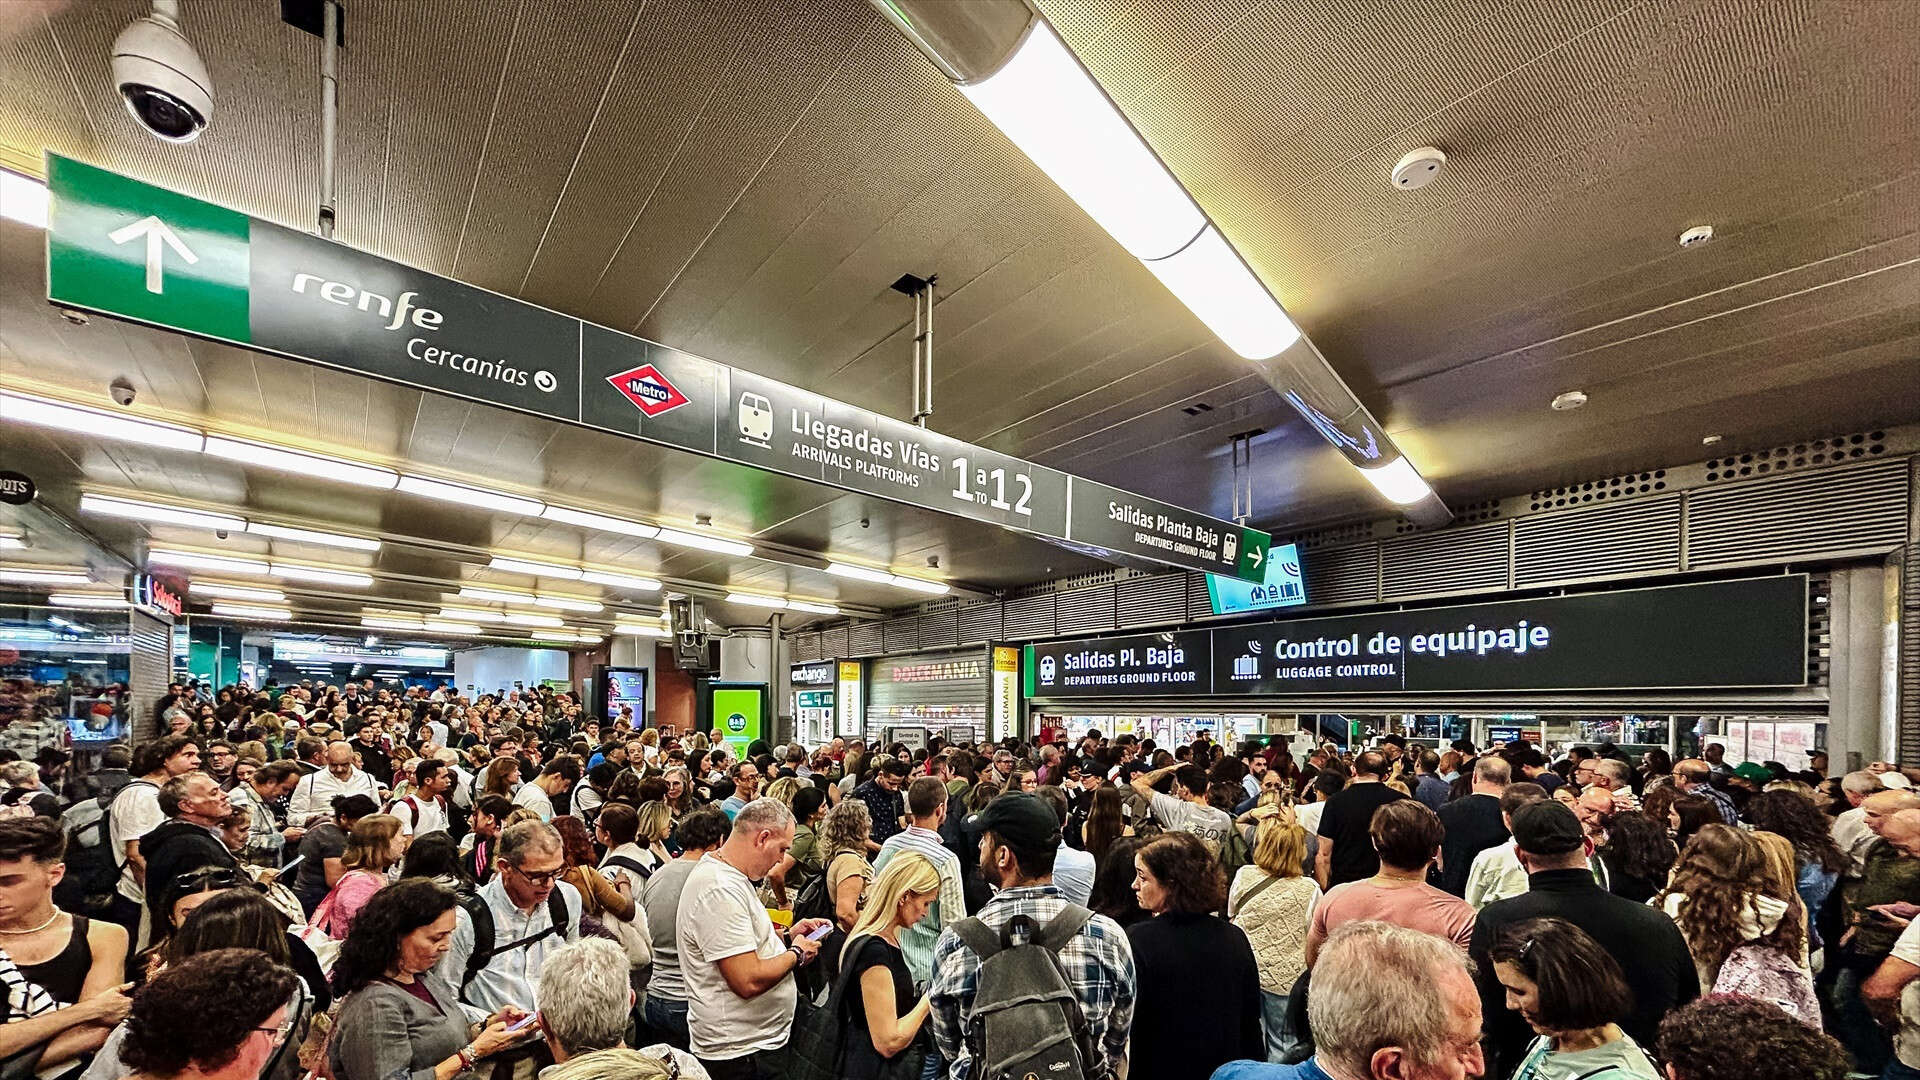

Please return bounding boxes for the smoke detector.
[1390,147,1447,191]
[1678,225,1714,248]
[1550,390,1589,412]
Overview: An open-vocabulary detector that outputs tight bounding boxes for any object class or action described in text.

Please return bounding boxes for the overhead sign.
[1028,576,1809,698]
[134,574,184,620]
[1206,542,1306,615]
[790,661,835,687]
[271,640,448,667]
[835,660,864,738]
[0,471,34,506]
[43,154,1267,581]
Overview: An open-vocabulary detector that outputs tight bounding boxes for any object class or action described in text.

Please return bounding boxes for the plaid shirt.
[929,884,1136,1080]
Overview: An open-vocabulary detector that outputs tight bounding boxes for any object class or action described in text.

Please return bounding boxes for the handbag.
[787,939,868,1080]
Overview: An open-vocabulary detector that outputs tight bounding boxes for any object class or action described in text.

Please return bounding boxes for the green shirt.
[1854,840,1920,955]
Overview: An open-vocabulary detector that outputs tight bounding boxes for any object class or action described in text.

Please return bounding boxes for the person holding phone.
[329,879,536,1080]
[836,853,939,1080]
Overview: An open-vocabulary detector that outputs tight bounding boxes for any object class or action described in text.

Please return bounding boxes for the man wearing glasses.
[438,819,582,1020]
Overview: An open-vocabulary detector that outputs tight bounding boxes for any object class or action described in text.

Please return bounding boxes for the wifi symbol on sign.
[1248,641,1263,655]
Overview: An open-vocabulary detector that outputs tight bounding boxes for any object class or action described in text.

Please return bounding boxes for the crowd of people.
[0,677,1878,1079]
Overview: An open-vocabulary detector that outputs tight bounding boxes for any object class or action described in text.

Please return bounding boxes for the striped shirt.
[873,825,965,986]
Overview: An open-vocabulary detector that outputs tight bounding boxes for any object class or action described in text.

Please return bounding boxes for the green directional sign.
[46,154,251,343]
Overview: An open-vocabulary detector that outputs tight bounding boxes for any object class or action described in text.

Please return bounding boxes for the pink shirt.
[1308,879,1475,957]
[317,869,387,939]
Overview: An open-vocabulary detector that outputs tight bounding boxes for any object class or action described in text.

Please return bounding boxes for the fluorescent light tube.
[0,170,48,228]
[1359,456,1434,505]
[958,23,1203,261]
[79,493,247,531]
[149,548,270,575]
[541,505,660,538]
[397,476,544,516]
[1,390,205,452]
[203,436,399,489]
[48,594,128,609]
[361,616,423,630]
[579,570,661,591]
[0,536,25,551]
[437,607,505,623]
[725,593,787,610]
[787,600,841,615]
[247,523,381,551]
[488,556,583,580]
[191,583,286,602]
[458,586,526,604]
[614,624,671,637]
[45,616,91,633]
[890,575,950,595]
[423,621,483,636]
[654,528,754,557]
[211,603,292,620]
[827,562,894,584]
[502,612,565,628]
[533,595,603,612]
[1140,226,1301,360]
[271,563,374,587]
[0,567,94,585]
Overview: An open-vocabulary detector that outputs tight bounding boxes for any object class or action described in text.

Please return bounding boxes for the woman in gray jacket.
[328,880,534,1080]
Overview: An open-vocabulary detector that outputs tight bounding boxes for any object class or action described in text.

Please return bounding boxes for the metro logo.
[606,364,688,417]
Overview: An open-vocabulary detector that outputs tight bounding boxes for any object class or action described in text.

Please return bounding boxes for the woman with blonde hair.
[835,853,937,1078]
[1654,824,1801,989]
[1228,810,1321,1062]
[763,776,801,809]
[821,799,874,931]
[312,813,402,939]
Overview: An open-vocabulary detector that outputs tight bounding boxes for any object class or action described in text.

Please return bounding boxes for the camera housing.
[111,7,212,144]
[109,378,137,407]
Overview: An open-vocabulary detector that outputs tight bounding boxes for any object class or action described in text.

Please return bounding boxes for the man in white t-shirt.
[678,798,830,1078]
[512,756,579,823]
[108,735,201,945]
[391,759,452,842]
[1131,761,1233,855]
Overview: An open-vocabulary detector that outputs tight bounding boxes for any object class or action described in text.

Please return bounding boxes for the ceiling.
[1,0,1916,637]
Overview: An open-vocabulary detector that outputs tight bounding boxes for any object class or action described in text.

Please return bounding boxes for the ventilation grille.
[1003,594,1058,639]
[956,601,1003,645]
[129,611,171,741]
[1055,585,1118,635]
[1009,568,1119,599]
[1704,430,1887,483]
[1687,459,1909,567]
[789,633,821,663]
[848,622,884,658]
[919,609,960,650]
[1302,544,1380,606]
[1380,522,1509,599]
[883,616,921,655]
[1289,521,1375,551]
[1513,496,1682,587]
[1117,573,1188,628]
[1529,470,1669,511]
[1395,499,1501,533]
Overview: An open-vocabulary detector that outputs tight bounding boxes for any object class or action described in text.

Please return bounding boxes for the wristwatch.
[788,944,807,967]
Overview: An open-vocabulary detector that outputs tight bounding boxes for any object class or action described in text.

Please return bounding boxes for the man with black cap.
[1469,798,1697,1077]
[928,791,1136,1080]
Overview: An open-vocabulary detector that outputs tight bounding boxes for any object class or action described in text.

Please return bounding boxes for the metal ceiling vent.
[872,0,1451,527]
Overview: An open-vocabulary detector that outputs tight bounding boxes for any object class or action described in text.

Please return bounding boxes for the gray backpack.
[952,905,1101,1080]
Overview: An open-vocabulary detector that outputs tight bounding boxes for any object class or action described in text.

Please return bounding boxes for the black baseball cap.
[1511,799,1585,857]
[962,791,1062,851]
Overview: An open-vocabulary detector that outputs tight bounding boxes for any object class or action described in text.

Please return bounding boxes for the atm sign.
[606,364,688,418]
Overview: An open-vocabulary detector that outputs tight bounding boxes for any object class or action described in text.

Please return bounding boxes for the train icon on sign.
[1039,656,1057,685]
[737,392,773,448]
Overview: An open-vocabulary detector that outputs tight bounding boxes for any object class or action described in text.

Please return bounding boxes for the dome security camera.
[111,1,212,144]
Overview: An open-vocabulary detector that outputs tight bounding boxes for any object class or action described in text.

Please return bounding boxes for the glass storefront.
[0,601,135,755]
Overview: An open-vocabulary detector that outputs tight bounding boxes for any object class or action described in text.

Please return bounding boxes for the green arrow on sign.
[46,153,252,344]
[1235,527,1270,580]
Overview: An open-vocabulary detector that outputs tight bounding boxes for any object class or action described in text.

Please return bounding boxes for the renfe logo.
[606,364,688,418]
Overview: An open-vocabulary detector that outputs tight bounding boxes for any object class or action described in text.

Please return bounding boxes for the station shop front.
[802,645,1021,749]
[1022,573,1858,771]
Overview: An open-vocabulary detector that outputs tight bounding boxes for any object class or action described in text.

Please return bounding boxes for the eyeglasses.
[508,863,563,888]
[254,1014,296,1043]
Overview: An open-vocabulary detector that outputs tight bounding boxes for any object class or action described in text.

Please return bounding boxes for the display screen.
[711,686,766,752]
[601,668,647,723]
[1028,576,1809,698]
[1205,543,1306,615]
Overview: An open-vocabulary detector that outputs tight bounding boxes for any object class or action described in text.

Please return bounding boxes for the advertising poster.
[710,685,766,755]
[836,661,864,738]
[601,668,647,723]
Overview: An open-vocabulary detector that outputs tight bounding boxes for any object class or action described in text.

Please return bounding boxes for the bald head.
[1865,790,1920,837]
[1885,809,1920,858]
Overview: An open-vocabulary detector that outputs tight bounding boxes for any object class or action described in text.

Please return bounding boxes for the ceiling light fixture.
[725,592,787,610]
[614,624,671,637]
[653,528,754,557]
[540,505,661,539]
[422,620,483,636]
[787,600,842,615]
[396,475,545,516]
[1357,457,1434,505]
[45,616,92,633]
[0,567,94,585]
[47,593,129,609]
[1678,225,1714,248]
[148,548,269,575]
[0,534,25,551]
[0,390,205,452]
[270,563,373,587]
[457,586,526,604]
[1549,390,1589,412]
[191,582,286,602]
[203,436,400,489]
[532,595,603,613]
[361,615,423,630]
[502,612,565,628]
[210,603,292,620]
[488,556,584,580]
[889,575,950,595]
[437,607,506,623]
[245,522,381,551]
[78,493,246,531]
[826,562,894,584]
[579,570,662,591]
[0,170,49,228]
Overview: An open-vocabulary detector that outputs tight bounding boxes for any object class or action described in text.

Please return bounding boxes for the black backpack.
[952,906,1102,1080]
[52,793,119,916]
[454,883,572,1000]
